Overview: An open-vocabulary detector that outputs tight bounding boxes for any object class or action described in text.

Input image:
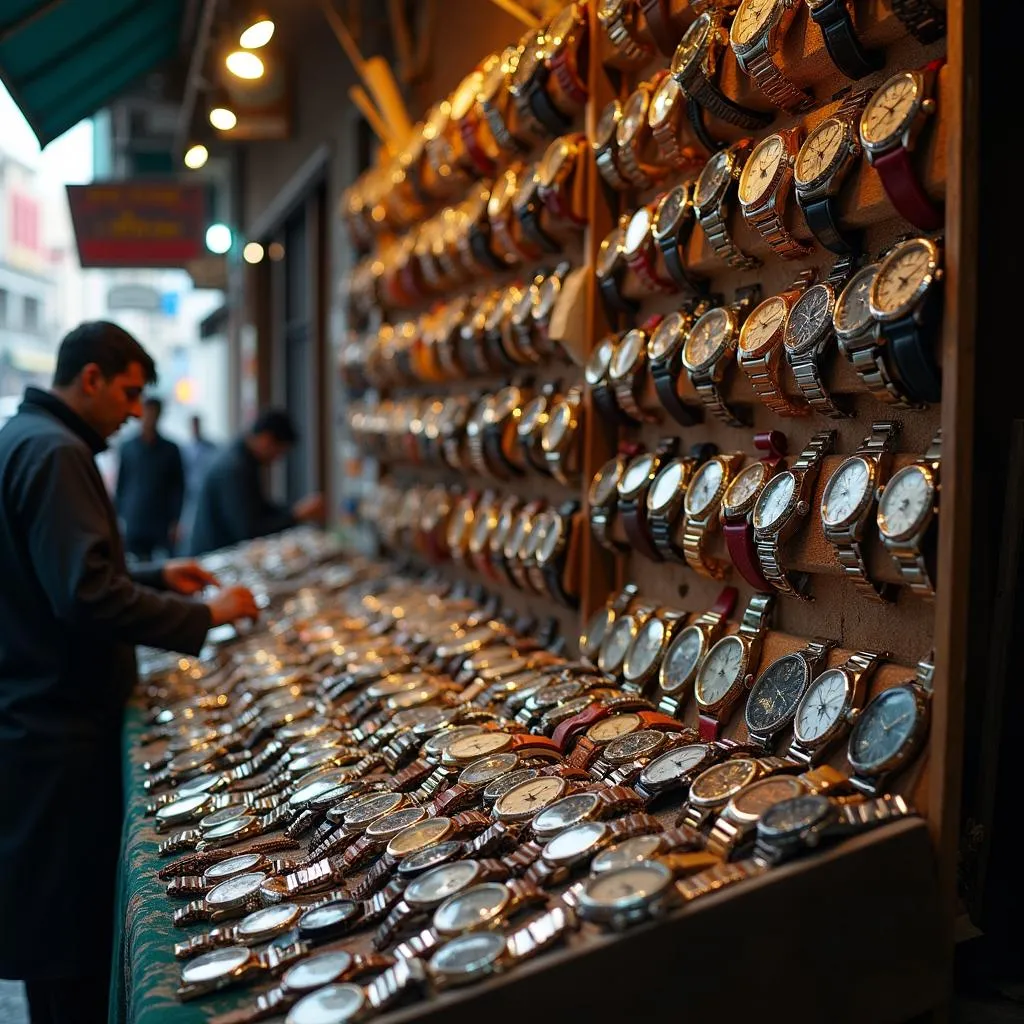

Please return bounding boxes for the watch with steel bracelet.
[592,99,629,191]
[631,742,729,802]
[590,729,696,785]
[681,452,745,578]
[730,0,814,114]
[888,0,945,43]
[610,322,661,423]
[597,0,654,68]
[646,455,703,563]
[752,430,836,600]
[694,140,760,270]
[806,0,881,80]
[649,76,709,174]
[820,420,900,601]
[529,785,648,841]
[616,76,669,190]
[678,753,801,830]
[177,941,307,1002]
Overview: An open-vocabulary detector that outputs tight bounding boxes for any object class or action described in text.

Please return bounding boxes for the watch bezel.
[847,682,930,777]
[792,667,855,749]
[820,455,878,532]
[784,282,837,355]
[876,464,937,543]
[868,237,943,323]
[744,652,812,736]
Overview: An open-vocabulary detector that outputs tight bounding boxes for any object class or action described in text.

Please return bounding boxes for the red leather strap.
[510,734,562,758]
[753,431,787,459]
[873,147,943,231]
[725,520,773,590]
[710,585,739,621]
[552,703,610,751]
[698,714,720,742]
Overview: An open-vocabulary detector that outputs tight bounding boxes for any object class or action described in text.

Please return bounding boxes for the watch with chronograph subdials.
[729,0,814,113]
[681,452,745,578]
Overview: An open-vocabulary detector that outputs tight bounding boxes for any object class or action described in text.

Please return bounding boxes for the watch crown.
[921,98,937,115]
[796,500,809,516]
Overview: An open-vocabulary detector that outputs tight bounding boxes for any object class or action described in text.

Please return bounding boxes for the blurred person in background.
[188,408,325,556]
[115,395,184,560]
[0,321,259,1024]
[179,414,219,554]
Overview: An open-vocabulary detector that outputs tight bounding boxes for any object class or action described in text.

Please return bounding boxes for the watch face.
[603,728,664,764]
[539,139,571,188]
[752,470,796,531]
[639,743,710,788]
[543,820,608,863]
[848,685,923,774]
[580,861,672,911]
[204,852,263,882]
[738,295,788,358]
[286,983,366,1024]
[821,456,873,529]
[694,148,731,207]
[745,654,811,735]
[694,634,745,707]
[429,932,505,980]
[344,791,404,828]
[591,833,664,873]
[483,767,539,804]
[530,680,581,710]
[460,751,520,788]
[648,311,686,361]
[683,307,729,370]
[595,99,621,149]
[156,793,210,823]
[532,791,601,835]
[398,840,464,876]
[580,606,613,658]
[877,465,934,541]
[282,950,354,993]
[598,616,636,673]
[689,757,758,804]
[298,900,359,933]
[723,461,767,513]
[759,792,832,838]
[597,228,626,278]
[423,725,486,760]
[387,816,453,857]
[684,458,725,517]
[181,945,251,986]
[731,0,778,45]
[434,881,510,934]
[648,459,685,514]
[794,668,851,745]
[447,731,512,762]
[624,617,666,682]
[833,264,880,337]
[541,401,573,450]
[870,239,938,320]
[654,186,687,240]
[237,902,300,940]
[795,117,847,186]
[585,335,616,384]
[784,283,834,355]
[729,775,806,822]
[619,453,656,497]
[405,859,482,907]
[537,515,564,564]
[587,711,641,743]
[660,625,705,693]
[590,458,624,507]
[206,871,266,907]
[670,13,712,79]
[860,71,921,147]
[611,328,645,379]
[623,208,653,259]
[493,775,566,820]
[738,134,786,207]
[617,89,649,146]
[650,75,683,128]
[365,805,427,840]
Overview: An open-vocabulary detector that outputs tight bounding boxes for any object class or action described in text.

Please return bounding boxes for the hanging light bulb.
[183,144,209,169]
[225,50,265,79]
[239,16,274,49]
[209,106,238,131]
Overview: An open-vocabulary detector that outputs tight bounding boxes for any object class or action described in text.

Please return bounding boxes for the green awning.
[0,0,183,148]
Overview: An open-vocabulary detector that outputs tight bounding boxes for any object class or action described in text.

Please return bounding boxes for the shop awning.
[0,0,183,148]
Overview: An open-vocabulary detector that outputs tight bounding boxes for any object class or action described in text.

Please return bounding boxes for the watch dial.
[695,148,731,206]
[237,902,300,939]
[580,607,612,658]
[585,336,615,384]
[639,743,709,786]
[660,626,705,693]
[204,852,263,881]
[447,731,511,762]
[206,871,266,906]
[848,685,921,772]
[623,207,653,259]
[591,833,665,873]
[591,459,623,506]
[739,296,788,356]
[752,471,796,530]
[651,76,683,127]
[617,89,648,145]
[731,0,778,46]
[671,14,712,78]
[541,401,573,448]
[724,461,767,512]
[537,516,563,562]
[877,465,933,540]
[821,457,872,528]
[483,768,539,804]
[595,100,620,148]
[730,776,805,821]
[745,654,810,734]
[157,792,211,823]
[684,458,724,517]
[493,776,566,818]
[833,264,880,336]
[689,757,758,803]
[794,668,850,744]
[344,791,404,828]
[365,805,427,839]
[201,813,256,840]
[287,983,366,1024]
[181,946,251,985]
[611,328,645,378]
[434,881,510,934]
[619,453,655,496]
[871,240,935,318]
[387,816,453,856]
[623,617,666,680]
[784,284,833,354]
[683,307,729,369]
[795,118,845,185]
[298,900,359,932]
[424,725,486,759]
[860,72,919,145]
[399,840,464,877]
[282,950,354,993]
[759,792,831,837]
[405,860,481,907]
[649,459,685,513]
[654,186,686,239]
[461,752,521,788]
[603,728,664,764]
[429,932,506,978]
[738,134,785,206]
[532,792,601,835]
[543,820,607,863]
[581,862,672,910]
[649,311,686,361]
[694,635,745,706]
[587,712,641,743]
[599,616,637,672]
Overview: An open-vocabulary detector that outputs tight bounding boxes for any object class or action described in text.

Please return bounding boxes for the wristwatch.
[586,333,631,425]
[868,236,944,405]
[743,640,836,750]
[737,273,815,417]
[648,75,709,175]
[592,99,629,191]
[681,452,745,578]
[536,133,588,228]
[588,725,696,784]
[572,860,680,930]
[609,325,658,422]
[177,942,306,1001]
[597,0,654,68]
[681,299,754,427]
[477,48,526,156]
[693,591,775,740]
[616,78,668,189]
[788,649,885,765]
[847,654,933,794]
[738,127,813,260]
[595,224,637,317]
[730,0,814,113]
[679,753,799,828]
[820,420,900,601]
[533,500,580,607]
[516,393,553,475]
[449,68,499,178]
[859,63,944,232]
[805,0,881,80]
[543,3,590,120]
[508,26,569,139]
[527,786,647,841]
[751,430,836,599]
[720,431,788,590]
[887,0,945,42]
[512,165,562,256]
[794,89,871,254]
[648,308,703,428]
[632,742,727,802]
[656,588,738,717]
[588,455,629,553]
[694,140,761,270]
[876,429,942,598]
[651,184,706,298]
[623,203,674,295]
[578,584,638,665]
[562,706,664,768]
[541,389,584,486]
[617,450,669,562]
[590,824,703,872]
[646,455,702,562]
[622,608,688,694]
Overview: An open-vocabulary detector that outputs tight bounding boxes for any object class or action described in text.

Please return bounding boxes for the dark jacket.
[115,431,185,547]
[0,388,212,979]
[188,437,294,555]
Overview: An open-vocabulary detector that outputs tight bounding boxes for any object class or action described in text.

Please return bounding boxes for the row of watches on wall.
[594,235,944,416]
[367,482,582,608]
[596,63,943,279]
[351,384,584,485]
[342,264,577,392]
[149,569,921,1009]
[590,423,942,600]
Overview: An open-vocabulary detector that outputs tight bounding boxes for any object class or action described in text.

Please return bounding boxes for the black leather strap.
[810,0,881,80]
[470,223,510,272]
[526,74,572,137]
[652,358,699,427]
[656,229,705,298]
[686,98,724,155]
[619,497,662,563]
[591,380,631,425]
[648,507,686,562]
[800,195,858,256]
[886,317,941,404]
[598,274,638,316]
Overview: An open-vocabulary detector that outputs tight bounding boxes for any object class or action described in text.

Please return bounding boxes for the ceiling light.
[183,144,208,169]
[206,224,232,254]
[240,17,274,49]
[226,50,265,79]
[209,106,237,131]
[243,242,265,264]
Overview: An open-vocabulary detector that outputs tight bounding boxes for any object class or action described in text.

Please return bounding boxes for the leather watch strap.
[810,0,881,80]
[886,315,942,404]
[872,147,943,231]
[619,496,663,562]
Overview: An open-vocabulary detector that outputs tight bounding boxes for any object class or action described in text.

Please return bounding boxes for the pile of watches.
[589,423,942,600]
[366,482,582,608]
[144,564,921,1020]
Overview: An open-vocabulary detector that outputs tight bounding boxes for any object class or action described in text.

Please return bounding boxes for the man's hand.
[207,586,260,627]
[162,559,219,595]
[292,492,326,524]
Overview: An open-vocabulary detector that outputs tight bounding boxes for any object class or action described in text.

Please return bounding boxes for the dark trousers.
[24,975,109,1024]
